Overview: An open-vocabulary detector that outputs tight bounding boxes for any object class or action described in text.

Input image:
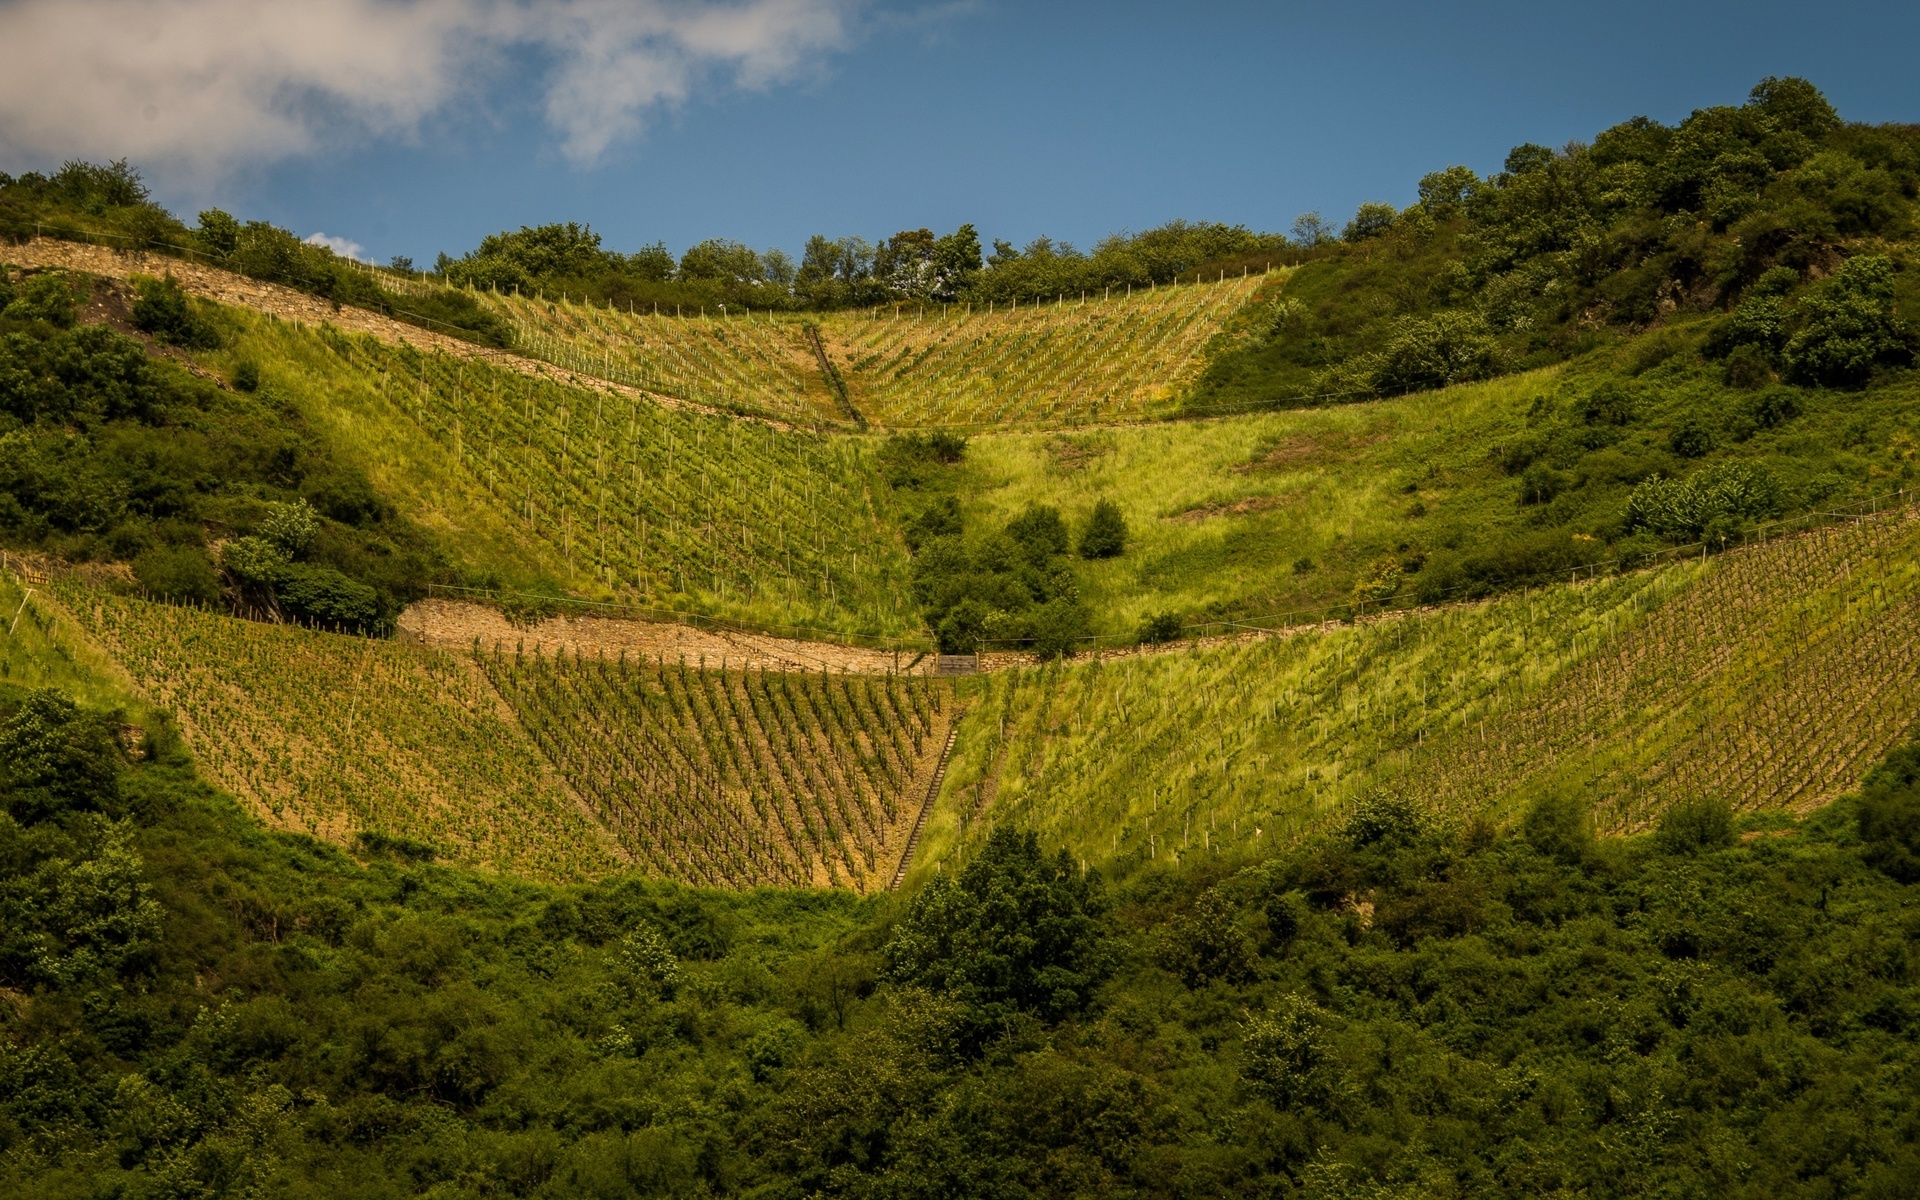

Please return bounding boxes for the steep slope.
[48,587,626,881]
[916,506,1920,879]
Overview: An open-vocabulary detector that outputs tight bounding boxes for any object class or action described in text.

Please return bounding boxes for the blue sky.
[3,0,1917,267]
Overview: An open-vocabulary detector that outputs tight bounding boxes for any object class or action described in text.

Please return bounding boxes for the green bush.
[1078,498,1128,559]
[1656,798,1737,854]
[274,563,382,630]
[1522,792,1592,864]
[130,274,220,349]
[1136,611,1182,644]
[1625,461,1781,539]
[884,826,1114,1051]
[1858,744,1920,883]
[131,544,221,605]
[1783,255,1913,387]
[0,689,122,823]
[1369,310,1500,395]
[2,272,79,327]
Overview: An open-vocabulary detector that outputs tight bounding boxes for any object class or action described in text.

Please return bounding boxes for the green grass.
[956,330,1920,641]
[955,370,1550,636]
[913,507,1920,880]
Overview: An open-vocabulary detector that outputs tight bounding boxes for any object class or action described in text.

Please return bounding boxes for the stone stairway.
[889,719,962,890]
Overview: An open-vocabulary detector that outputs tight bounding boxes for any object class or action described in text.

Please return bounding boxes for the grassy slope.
[197,307,922,640]
[912,507,1920,881]
[957,370,1545,637]
[958,324,1920,640]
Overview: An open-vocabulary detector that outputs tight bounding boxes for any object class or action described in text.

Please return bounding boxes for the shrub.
[1006,503,1070,561]
[1656,798,1736,854]
[274,564,382,630]
[1520,463,1569,504]
[131,544,221,605]
[1078,499,1128,559]
[219,536,290,588]
[130,274,220,349]
[1782,254,1913,387]
[1668,419,1715,458]
[0,690,122,823]
[1343,794,1429,851]
[1369,311,1500,394]
[2,272,79,327]
[1625,461,1781,540]
[1522,793,1592,864]
[1858,743,1920,883]
[1241,994,1340,1109]
[1137,611,1183,644]
[1158,887,1255,986]
[231,359,260,392]
[1025,596,1090,659]
[258,498,319,557]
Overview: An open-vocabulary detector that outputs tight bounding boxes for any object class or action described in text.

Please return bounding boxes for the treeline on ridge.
[0,161,512,347]
[1196,76,1920,409]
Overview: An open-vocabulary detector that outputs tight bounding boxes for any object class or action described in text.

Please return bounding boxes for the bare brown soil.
[1163,493,1297,523]
[399,598,938,676]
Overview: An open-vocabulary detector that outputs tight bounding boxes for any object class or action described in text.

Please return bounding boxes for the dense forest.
[3,680,1919,1196]
[1195,76,1920,409]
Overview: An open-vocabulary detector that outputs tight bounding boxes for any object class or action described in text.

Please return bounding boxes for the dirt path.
[398,598,938,676]
[4,238,764,425]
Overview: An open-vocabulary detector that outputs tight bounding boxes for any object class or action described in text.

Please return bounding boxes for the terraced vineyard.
[1406,511,1920,832]
[56,589,624,881]
[462,272,1269,430]
[920,509,1920,877]
[816,271,1270,427]
[471,290,842,423]
[261,319,919,638]
[479,646,952,891]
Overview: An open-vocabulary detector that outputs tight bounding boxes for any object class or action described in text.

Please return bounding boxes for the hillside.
[916,506,1920,878]
[6,73,1920,1198]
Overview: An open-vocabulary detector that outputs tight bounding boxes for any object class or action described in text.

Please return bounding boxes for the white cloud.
[305,231,372,262]
[0,0,859,179]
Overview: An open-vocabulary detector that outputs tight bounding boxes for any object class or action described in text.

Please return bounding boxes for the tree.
[1290,212,1336,248]
[931,224,983,300]
[876,228,939,298]
[131,274,220,349]
[1158,886,1255,986]
[195,208,241,256]
[1416,165,1482,218]
[1858,743,1920,883]
[1656,798,1736,854]
[884,826,1115,1051]
[1342,202,1398,242]
[1369,311,1500,394]
[1006,503,1070,562]
[677,239,766,285]
[1078,499,1127,559]
[1782,254,1913,387]
[0,690,122,823]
